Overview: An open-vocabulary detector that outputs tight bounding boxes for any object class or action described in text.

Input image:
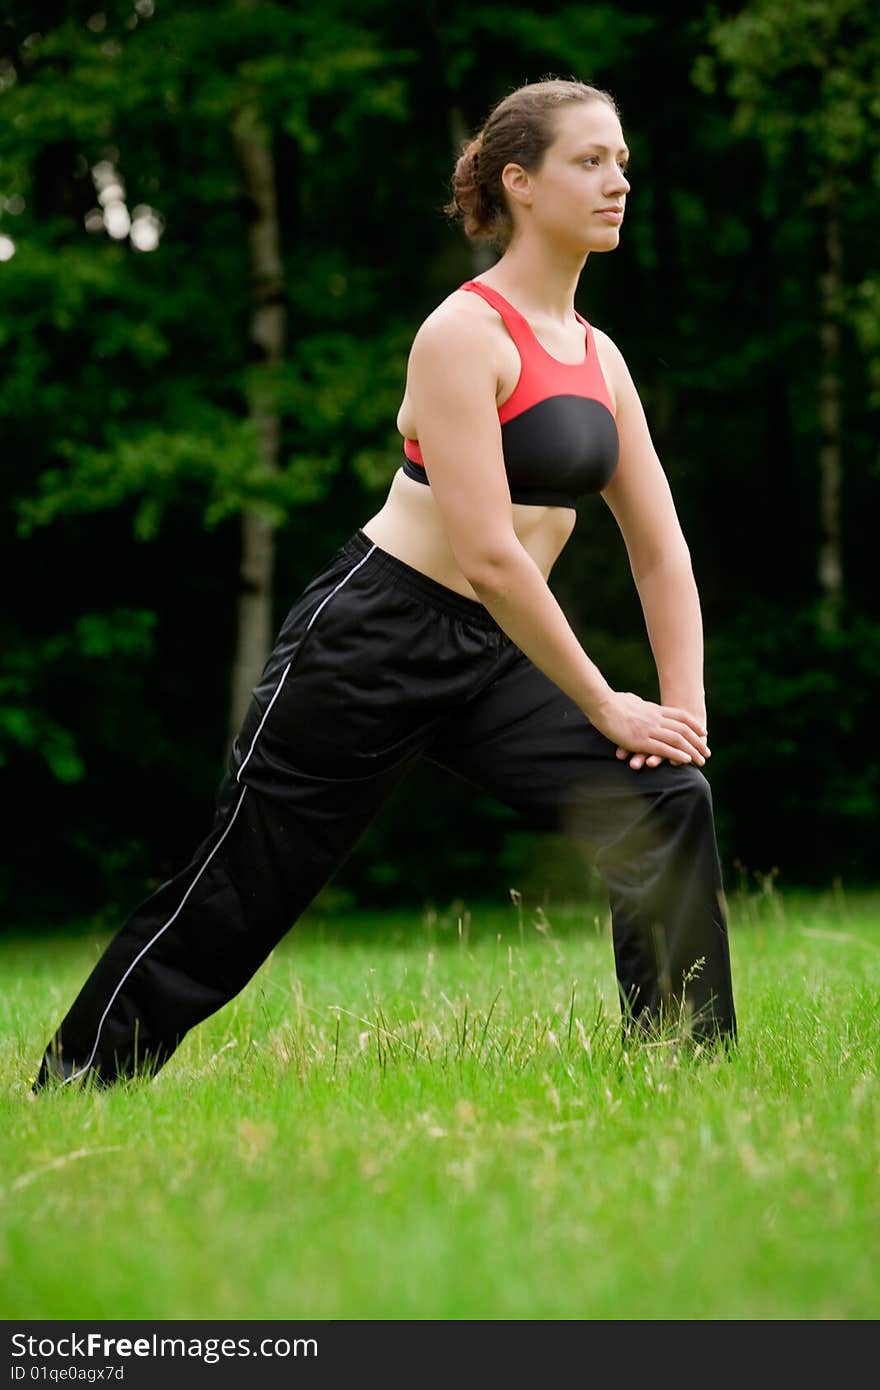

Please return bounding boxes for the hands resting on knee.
[615,746,709,771]
[586,688,710,774]
[615,697,710,772]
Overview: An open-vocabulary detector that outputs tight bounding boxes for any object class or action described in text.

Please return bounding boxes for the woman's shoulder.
[589,324,629,416]
[414,282,497,333]
[589,322,619,357]
[410,284,503,354]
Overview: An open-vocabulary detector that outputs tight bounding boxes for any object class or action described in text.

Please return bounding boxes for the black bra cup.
[499,394,619,504]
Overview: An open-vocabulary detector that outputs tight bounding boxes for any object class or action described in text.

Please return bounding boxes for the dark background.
[2,0,878,925]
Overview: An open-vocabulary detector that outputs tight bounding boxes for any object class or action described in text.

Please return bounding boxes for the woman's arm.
[406,308,613,718]
[597,330,709,766]
[405,309,709,766]
[634,559,707,722]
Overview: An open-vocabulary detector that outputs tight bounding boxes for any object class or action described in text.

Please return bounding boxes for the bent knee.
[628,758,713,810]
[665,762,714,812]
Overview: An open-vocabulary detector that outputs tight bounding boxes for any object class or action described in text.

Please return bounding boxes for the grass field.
[2,885,878,1320]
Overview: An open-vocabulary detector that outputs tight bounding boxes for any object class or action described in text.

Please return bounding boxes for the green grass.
[2,885,879,1320]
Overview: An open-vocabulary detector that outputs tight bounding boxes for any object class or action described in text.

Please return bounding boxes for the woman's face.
[504,100,631,252]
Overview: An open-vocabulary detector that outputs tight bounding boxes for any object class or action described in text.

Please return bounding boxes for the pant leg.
[421,646,737,1044]
[33,537,509,1089]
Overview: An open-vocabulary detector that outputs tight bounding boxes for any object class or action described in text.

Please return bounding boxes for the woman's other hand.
[613,696,709,770]
[615,748,701,769]
[589,689,709,768]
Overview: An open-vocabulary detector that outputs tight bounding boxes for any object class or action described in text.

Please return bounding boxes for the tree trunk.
[227,100,287,749]
[817,199,843,634]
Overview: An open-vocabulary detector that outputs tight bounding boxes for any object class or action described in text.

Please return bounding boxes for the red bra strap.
[458,279,534,353]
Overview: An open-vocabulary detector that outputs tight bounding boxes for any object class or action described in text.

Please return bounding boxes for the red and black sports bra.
[401,278,619,509]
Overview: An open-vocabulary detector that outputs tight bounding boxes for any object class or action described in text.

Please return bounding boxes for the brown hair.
[443,76,621,253]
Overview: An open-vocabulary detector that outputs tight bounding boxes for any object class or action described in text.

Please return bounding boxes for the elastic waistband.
[341,529,504,632]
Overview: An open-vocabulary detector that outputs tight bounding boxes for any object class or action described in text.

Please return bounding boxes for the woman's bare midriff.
[360,471,576,599]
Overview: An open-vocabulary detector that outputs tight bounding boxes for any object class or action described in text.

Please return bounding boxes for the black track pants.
[33,529,736,1088]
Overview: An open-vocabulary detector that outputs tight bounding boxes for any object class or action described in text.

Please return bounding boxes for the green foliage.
[15,415,341,539]
[705,599,880,874]
[423,3,654,88]
[0,610,155,781]
[697,0,880,140]
[696,0,880,393]
[0,0,418,541]
[850,273,880,408]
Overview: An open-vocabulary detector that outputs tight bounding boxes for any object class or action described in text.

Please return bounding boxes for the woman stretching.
[33,76,736,1089]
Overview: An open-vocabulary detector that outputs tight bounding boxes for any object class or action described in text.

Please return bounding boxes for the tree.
[695,0,880,633]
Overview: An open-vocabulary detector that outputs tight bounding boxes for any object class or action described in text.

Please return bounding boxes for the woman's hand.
[588,689,710,768]
[615,747,705,770]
